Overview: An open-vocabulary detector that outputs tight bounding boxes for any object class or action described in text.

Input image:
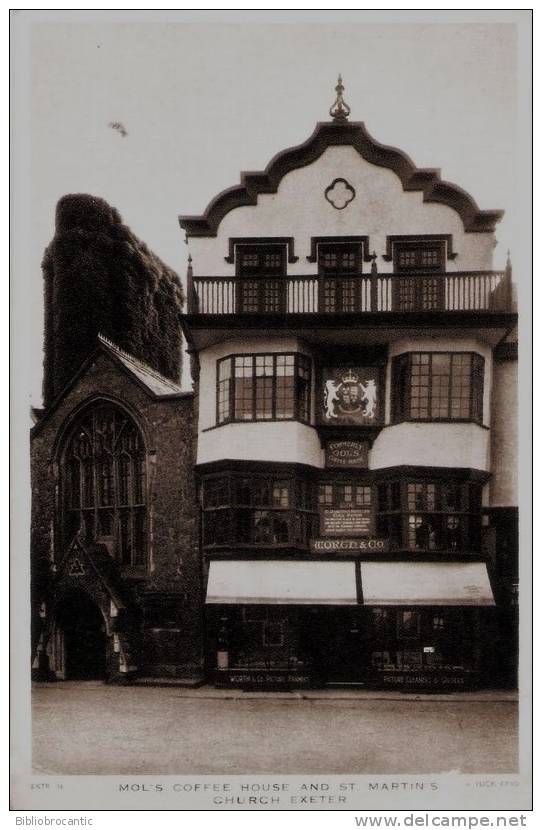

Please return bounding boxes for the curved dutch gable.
[179,121,503,237]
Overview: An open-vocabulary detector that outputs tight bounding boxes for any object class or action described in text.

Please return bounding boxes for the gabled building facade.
[179,79,518,691]
[31,335,202,683]
[31,81,518,692]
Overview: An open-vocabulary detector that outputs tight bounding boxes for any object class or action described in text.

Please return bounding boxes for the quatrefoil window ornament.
[324,178,356,210]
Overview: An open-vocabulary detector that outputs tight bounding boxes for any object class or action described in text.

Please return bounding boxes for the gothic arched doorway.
[55,591,107,680]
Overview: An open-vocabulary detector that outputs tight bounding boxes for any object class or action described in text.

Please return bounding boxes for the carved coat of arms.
[322,369,378,423]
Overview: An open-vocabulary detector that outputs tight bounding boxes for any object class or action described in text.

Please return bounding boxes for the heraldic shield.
[320,367,380,426]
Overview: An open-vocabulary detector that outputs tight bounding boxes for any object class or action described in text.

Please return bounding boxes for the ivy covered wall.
[42,194,184,406]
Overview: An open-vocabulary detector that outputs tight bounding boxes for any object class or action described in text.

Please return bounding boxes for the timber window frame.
[202,472,318,550]
[235,243,288,277]
[317,241,364,314]
[391,239,447,273]
[317,241,363,275]
[376,479,483,553]
[392,352,485,424]
[318,481,373,508]
[216,353,312,425]
[235,242,288,314]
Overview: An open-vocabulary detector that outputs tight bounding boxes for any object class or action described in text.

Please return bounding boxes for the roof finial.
[506,249,512,274]
[329,74,351,122]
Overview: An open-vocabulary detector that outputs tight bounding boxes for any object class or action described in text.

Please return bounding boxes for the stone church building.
[31,80,519,690]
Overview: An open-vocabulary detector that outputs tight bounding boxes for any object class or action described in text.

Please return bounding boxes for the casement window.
[216,353,311,425]
[392,352,484,424]
[318,242,362,274]
[388,239,447,311]
[237,244,286,276]
[375,481,403,548]
[318,482,372,508]
[202,473,318,549]
[376,480,482,553]
[62,404,147,569]
[393,240,446,273]
[236,244,287,313]
[317,242,363,313]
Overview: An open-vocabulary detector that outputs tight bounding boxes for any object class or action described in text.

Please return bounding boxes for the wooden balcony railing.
[187,271,513,315]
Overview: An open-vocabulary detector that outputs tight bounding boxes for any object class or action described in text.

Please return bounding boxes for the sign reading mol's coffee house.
[319,368,381,426]
[325,440,369,468]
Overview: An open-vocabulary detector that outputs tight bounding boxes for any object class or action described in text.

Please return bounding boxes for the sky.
[12,11,528,407]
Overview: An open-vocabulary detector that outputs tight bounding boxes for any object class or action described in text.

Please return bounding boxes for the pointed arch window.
[61,404,147,570]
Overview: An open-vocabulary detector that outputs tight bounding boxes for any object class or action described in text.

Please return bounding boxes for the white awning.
[206,560,358,605]
[360,562,495,606]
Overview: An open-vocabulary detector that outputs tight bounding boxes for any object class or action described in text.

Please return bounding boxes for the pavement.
[128,679,518,702]
[32,681,518,776]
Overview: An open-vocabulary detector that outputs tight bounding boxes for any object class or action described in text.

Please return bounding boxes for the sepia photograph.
[10,9,532,813]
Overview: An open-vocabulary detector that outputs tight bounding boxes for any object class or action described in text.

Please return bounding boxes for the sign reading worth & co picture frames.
[319,367,381,426]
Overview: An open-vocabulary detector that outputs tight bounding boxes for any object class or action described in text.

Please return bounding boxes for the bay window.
[376,480,482,552]
[202,473,318,549]
[392,352,484,423]
[216,353,311,424]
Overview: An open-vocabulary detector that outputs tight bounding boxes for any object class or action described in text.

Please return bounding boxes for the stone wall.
[31,350,202,681]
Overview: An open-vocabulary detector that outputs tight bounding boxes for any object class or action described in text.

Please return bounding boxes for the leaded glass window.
[62,404,147,568]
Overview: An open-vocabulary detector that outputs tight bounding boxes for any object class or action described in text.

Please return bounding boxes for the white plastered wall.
[188,146,496,275]
[370,337,493,472]
[489,359,518,506]
[197,337,323,467]
[198,335,493,473]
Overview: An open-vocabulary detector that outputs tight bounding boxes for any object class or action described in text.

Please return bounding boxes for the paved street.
[32,682,518,776]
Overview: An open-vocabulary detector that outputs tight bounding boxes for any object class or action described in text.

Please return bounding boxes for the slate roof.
[97,334,184,397]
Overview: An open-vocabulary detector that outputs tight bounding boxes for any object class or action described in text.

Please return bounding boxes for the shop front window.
[231,607,298,670]
[369,608,474,674]
[397,610,420,638]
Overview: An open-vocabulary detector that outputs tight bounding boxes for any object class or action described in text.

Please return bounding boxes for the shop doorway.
[55,591,107,680]
[310,608,368,684]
